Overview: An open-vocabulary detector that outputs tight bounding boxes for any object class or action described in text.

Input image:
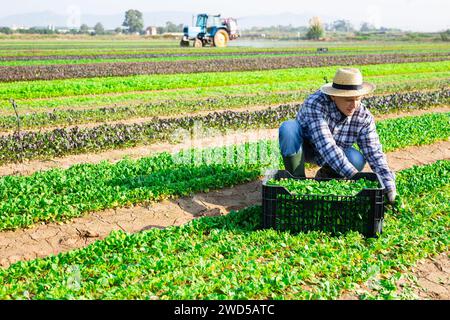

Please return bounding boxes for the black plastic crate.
[262,170,386,238]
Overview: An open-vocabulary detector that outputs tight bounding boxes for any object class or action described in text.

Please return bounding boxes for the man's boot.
[282,150,305,178]
[315,165,342,179]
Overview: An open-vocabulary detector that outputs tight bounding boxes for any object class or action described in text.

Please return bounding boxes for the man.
[278,67,397,204]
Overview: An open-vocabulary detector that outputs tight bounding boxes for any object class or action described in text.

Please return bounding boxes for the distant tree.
[79,24,89,34]
[122,9,144,33]
[94,22,104,35]
[0,27,12,34]
[306,16,324,40]
[440,29,450,41]
[114,27,122,34]
[24,27,55,34]
[165,21,178,33]
[332,19,354,32]
[163,21,183,33]
[360,22,376,32]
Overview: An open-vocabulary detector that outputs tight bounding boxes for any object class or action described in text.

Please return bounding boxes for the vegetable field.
[0,38,448,301]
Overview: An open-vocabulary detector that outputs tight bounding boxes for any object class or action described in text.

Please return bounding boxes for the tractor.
[180,14,239,48]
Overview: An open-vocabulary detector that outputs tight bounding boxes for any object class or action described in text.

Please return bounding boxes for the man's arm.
[357,118,396,193]
[305,106,359,178]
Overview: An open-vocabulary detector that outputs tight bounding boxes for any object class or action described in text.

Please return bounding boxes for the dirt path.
[396,252,449,299]
[1,106,449,177]
[1,140,449,270]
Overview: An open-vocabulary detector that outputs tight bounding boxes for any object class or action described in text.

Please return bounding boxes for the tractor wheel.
[180,40,189,47]
[213,30,229,47]
[194,39,203,48]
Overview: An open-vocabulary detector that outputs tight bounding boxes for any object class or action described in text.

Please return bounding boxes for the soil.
[0,106,448,177]
[397,252,449,300]
[339,251,449,300]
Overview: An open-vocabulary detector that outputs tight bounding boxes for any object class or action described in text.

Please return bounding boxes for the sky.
[0,0,449,32]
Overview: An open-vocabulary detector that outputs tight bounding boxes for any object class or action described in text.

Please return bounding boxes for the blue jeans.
[279,120,366,171]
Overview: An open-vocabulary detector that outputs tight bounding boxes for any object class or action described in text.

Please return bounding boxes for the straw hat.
[320,68,375,97]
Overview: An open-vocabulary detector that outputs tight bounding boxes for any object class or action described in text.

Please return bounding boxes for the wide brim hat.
[320,67,375,97]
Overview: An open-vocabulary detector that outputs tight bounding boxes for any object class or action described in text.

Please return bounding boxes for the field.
[0,38,448,300]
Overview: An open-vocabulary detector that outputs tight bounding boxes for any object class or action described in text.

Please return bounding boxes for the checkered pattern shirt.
[296,90,396,192]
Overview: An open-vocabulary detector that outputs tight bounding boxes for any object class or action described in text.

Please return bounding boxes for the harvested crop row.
[1,61,448,101]
[1,87,448,132]
[1,52,449,82]
[0,160,448,299]
[0,91,448,164]
[0,113,448,231]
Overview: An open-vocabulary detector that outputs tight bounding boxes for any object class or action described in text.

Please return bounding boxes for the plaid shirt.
[296,90,396,192]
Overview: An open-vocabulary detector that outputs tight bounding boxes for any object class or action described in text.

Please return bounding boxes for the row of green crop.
[0,50,406,66]
[0,41,449,57]
[0,142,272,231]
[0,160,448,299]
[1,50,449,67]
[0,60,449,101]
[0,112,449,231]
[1,86,449,134]
[3,70,448,114]
[1,40,442,49]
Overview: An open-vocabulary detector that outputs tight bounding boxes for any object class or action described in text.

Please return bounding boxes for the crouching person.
[279,67,397,204]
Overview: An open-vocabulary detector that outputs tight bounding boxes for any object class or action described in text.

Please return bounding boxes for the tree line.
[0,9,183,35]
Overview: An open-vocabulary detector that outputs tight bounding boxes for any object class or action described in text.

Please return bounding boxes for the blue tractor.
[180,14,239,47]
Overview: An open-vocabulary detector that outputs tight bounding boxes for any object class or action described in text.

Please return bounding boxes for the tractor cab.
[196,14,221,32]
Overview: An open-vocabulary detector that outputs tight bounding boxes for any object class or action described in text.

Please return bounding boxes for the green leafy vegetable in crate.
[266,177,379,196]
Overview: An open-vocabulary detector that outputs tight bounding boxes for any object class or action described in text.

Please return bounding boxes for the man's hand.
[387,190,397,205]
